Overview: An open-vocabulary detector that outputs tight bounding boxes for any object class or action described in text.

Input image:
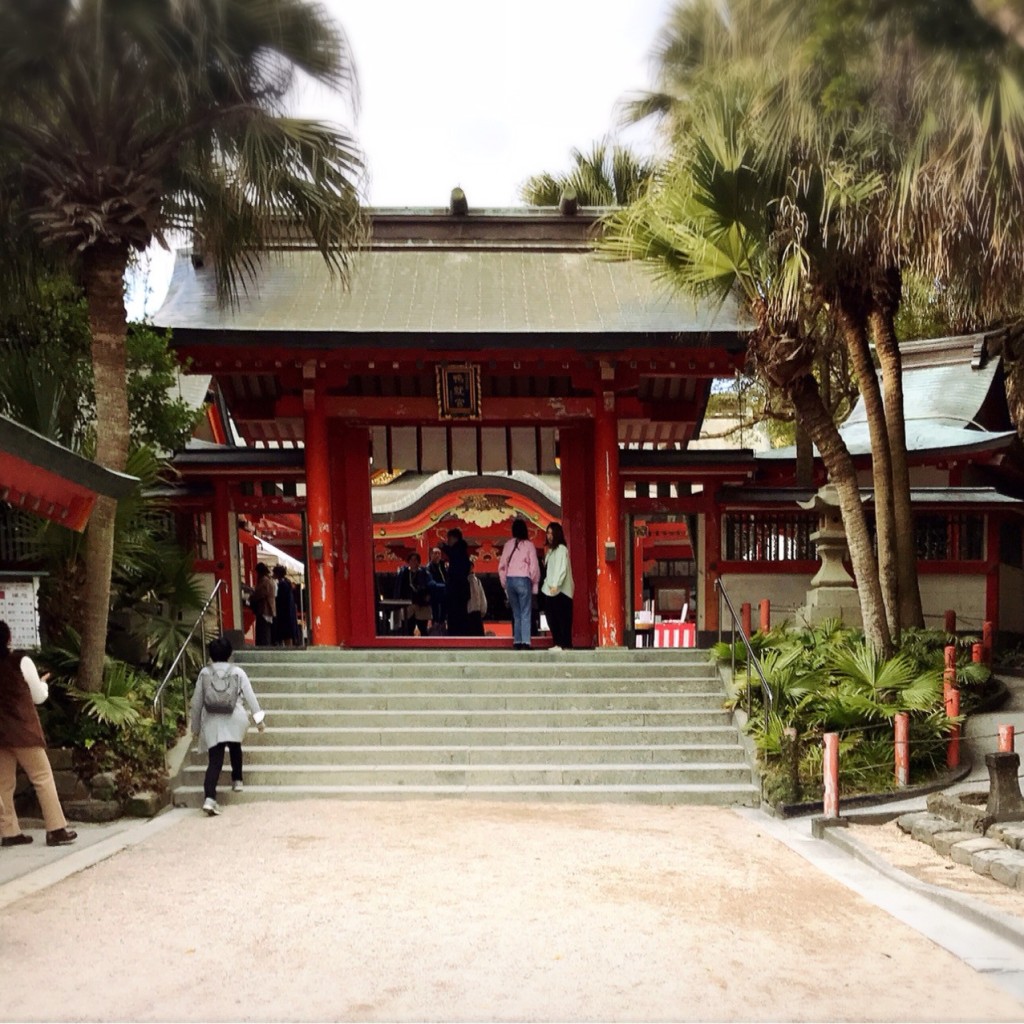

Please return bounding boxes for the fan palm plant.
[0,0,365,691]
[519,139,657,207]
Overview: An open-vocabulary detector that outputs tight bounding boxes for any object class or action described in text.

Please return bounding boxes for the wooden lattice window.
[724,512,817,561]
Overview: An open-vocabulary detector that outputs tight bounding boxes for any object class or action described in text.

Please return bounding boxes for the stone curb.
[819,819,1024,953]
[0,808,189,913]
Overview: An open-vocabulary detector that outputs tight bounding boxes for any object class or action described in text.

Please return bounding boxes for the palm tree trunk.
[78,244,132,693]
[788,374,893,656]
[837,298,901,642]
[869,293,925,630]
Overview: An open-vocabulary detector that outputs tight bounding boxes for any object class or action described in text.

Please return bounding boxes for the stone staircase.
[172,648,759,806]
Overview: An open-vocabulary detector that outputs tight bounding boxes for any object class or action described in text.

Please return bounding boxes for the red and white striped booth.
[654,622,696,648]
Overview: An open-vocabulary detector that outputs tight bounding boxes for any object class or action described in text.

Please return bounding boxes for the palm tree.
[611,0,1024,645]
[519,139,657,206]
[0,0,365,691]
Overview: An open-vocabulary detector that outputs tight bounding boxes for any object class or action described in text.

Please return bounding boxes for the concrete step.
[197,742,751,766]
[246,724,743,746]
[234,649,710,666]
[255,691,730,712]
[183,762,756,787]
[238,663,719,681]
[173,781,760,806]
[255,708,734,728]
[174,647,759,807]
[241,673,723,690]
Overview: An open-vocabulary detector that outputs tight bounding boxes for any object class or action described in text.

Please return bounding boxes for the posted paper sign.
[0,579,40,649]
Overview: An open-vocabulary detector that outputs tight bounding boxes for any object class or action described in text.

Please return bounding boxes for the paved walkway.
[3,799,1024,1022]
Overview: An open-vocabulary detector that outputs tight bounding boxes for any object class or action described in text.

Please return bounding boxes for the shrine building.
[151,204,1024,648]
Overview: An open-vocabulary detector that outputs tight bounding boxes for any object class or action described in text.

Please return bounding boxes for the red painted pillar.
[211,480,234,630]
[759,599,771,633]
[703,492,721,633]
[946,685,961,769]
[943,644,960,768]
[894,712,910,787]
[999,725,1015,753]
[304,389,338,646]
[983,621,994,666]
[594,393,623,647]
[741,602,752,637]
[333,424,377,646]
[823,733,840,818]
[633,520,646,617]
[558,423,597,648]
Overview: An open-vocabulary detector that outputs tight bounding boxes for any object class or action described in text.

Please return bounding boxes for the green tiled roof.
[154,248,747,340]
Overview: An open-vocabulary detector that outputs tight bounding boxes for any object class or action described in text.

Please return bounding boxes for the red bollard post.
[972,643,983,664]
[983,620,994,666]
[946,685,961,769]
[943,645,957,699]
[999,725,1015,753]
[894,713,910,788]
[823,732,840,819]
[759,599,771,633]
[741,602,752,637]
[944,609,956,634]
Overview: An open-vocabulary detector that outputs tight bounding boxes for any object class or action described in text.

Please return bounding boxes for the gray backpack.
[200,664,242,714]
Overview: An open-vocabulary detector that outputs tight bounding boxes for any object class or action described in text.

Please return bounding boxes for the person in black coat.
[441,528,470,636]
[272,564,299,647]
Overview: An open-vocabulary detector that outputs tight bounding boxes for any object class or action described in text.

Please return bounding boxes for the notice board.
[0,578,40,649]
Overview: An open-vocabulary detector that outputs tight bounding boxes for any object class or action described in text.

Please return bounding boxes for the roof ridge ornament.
[450,187,468,216]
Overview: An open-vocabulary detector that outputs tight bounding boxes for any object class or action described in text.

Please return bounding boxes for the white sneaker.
[202,797,221,816]
[232,780,244,792]
[549,645,563,652]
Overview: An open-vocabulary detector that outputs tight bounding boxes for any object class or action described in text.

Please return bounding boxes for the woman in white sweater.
[542,522,575,650]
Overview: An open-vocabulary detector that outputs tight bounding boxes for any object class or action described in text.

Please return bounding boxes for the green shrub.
[712,624,979,802]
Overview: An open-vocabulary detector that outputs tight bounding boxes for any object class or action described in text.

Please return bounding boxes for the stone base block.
[909,814,958,846]
[987,852,1024,886]
[64,799,122,823]
[950,837,1003,865]
[933,830,980,856]
[124,790,167,818]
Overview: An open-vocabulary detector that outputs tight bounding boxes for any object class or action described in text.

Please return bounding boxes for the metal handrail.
[714,578,773,718]
[152,579,224,731]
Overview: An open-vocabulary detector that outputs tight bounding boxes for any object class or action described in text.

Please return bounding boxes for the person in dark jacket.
[426,546,447,631]
[395,552,432,635]
[272,564,299,646]
[251,562,277,647]
[0,620,77,847]
[441,528,471,636]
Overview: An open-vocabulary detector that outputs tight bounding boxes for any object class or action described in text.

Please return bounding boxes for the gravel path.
[3,801,1023,1022]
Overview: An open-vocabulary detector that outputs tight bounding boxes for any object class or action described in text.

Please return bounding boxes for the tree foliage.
[0,0,365,690]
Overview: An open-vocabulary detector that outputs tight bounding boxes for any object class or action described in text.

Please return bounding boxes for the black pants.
[204,742,242,799]
[546,593,574,648]
[255,616,273,647]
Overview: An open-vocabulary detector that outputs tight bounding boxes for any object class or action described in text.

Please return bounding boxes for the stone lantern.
[798,484,862,627]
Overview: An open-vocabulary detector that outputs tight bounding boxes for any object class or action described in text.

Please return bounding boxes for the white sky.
[310,0,672,206]
[128,0,673,316]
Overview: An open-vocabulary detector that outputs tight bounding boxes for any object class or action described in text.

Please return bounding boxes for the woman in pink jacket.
[498,518,542,650]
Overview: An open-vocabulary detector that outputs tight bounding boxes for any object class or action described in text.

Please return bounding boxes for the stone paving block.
[971,848,1020,878]
[988,822,1024,849]
[897,811,935,834]
[950,837,1003,866]
[932,830,980,857]
[910,815,959,847]
[988,851,1024,887]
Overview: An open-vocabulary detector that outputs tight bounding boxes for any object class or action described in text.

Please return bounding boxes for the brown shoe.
[1,833,33,847]
[46,827,78,847]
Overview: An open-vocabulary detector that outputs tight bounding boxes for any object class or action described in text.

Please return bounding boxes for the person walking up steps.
[190,636,266,816]
[0,620,77,848]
